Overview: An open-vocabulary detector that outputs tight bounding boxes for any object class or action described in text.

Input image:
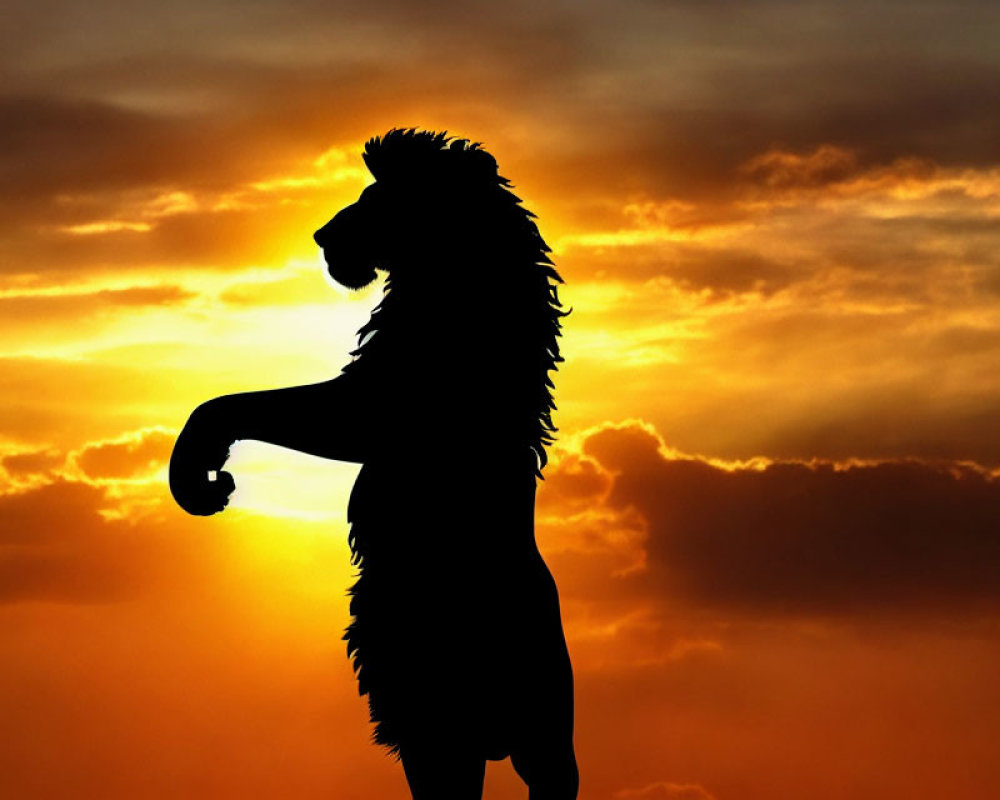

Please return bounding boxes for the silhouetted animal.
[170,128,578,799]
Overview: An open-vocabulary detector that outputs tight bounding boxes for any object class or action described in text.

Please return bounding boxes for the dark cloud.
[0,479,101,546]
[739,145,863,191]
[0,477,220,603]
[0,478,142,602]
[4,0,999,279]
[0,94,186,198]
[567,422,1000,616]
[727,388,1000,469]
[565,242,798,296]
[1,449,62,477]
[617,782,716,800]
[0,1,587,224]
[539,451,613,510]
[643,382,1000,472]
[0,91,340,275]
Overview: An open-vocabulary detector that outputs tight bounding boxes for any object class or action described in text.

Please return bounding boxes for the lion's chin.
[325,256,379,290]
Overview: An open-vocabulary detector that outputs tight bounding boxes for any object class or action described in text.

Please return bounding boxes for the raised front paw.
[170,465,236,516]
[169,408,236,516]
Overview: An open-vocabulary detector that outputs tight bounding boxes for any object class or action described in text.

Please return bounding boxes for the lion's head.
[313,128,535,290]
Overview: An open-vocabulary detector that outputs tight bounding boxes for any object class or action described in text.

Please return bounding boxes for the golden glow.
[61,220,153,234]
[3,22,1000,795]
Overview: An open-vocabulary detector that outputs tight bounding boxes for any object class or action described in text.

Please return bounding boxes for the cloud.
[549,144,1000,468]
[545,421,1000,618]
[72,428,174,480]
[617,782,716,800]
[4,0,998,280]
[0,92,362,276]
[0,285,195,327]
[564,147,1000,290]
[0,478,141,602]
[740,145,862,191]
[0,471,225,604]
[538,451,613,511]
[1,449,62,479]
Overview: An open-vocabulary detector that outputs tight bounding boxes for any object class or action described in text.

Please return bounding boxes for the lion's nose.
[314,203,359,248]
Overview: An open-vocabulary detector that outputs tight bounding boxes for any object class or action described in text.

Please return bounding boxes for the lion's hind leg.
[511,742,579,800]
[398,738,487,800]
[509,641,579,800]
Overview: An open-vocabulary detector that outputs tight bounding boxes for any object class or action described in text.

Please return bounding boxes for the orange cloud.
[617,782,716,800]
[71,428,174,480]
[0,478,138,602]
[543,421,1000,619]
[1,449,62,479]
[740,145,861,190]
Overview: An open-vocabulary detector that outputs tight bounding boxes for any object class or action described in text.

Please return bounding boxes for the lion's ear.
[445,146,499,187]
[468,148,499,180]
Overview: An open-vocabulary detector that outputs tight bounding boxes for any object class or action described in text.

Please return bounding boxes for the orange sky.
[3,2,1000,798]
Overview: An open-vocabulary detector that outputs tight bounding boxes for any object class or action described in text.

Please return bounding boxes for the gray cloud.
[0,477,222,603]
[564,422,1000,616]
[4,0,999,235]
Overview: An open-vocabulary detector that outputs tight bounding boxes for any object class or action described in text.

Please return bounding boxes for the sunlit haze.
[3,1,1000,798]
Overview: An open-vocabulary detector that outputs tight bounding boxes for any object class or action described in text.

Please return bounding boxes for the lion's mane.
[342,128,567,474]
[338,129,571,757]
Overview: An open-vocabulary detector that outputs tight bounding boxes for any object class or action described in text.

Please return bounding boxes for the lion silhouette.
[169,128,578,799]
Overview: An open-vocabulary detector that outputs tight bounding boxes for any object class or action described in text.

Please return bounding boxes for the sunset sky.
[3,1,1000,798]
